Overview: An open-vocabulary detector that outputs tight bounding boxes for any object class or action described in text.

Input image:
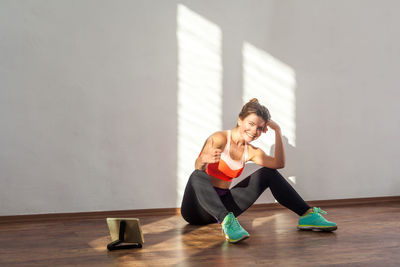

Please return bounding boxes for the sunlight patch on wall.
[242,42,296,156]
[176,4,223,206]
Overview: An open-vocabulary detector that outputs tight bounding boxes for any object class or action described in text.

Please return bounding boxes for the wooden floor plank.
[1,202,400,266]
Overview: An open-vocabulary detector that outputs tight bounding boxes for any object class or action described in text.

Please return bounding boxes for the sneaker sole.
[297,225,337,232]
[225,234,250,243]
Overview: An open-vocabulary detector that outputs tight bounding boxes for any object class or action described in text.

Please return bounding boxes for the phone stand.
[106,220,143,251]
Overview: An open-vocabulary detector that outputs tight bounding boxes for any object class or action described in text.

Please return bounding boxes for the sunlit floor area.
[1,201,399,266]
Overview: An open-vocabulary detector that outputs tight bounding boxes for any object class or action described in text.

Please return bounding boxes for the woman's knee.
[188,169,209,185]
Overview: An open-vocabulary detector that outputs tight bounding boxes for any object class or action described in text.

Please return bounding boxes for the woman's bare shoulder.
[248,143,259,150]
[247,143,265,156]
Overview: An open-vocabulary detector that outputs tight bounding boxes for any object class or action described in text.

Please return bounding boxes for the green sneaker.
[221,212,250,243]
[298,207,337,232]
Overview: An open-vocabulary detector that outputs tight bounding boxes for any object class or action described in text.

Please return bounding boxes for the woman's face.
[238,113,267,142]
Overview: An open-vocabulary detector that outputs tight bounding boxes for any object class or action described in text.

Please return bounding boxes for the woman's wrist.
[195,156,207,170]
[274,127,282,133]
[195,164,207,171]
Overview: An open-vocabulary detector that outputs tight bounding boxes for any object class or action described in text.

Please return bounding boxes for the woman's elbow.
[276,163,285,169]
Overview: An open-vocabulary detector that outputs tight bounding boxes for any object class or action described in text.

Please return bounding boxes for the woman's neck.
[230,127,246,147]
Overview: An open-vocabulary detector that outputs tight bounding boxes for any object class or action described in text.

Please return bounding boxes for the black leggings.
[180,167,310,225]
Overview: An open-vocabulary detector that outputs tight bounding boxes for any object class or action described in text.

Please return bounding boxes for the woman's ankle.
[301,208,313,216]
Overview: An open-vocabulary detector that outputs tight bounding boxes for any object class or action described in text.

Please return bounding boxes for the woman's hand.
[201,138,222,164]
[195,133,225,170]
[264,120,281,133]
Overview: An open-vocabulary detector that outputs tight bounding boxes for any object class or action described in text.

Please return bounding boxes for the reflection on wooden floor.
[1,201,400,266]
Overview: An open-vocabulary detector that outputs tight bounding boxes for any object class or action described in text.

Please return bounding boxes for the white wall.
[1,0,399,216]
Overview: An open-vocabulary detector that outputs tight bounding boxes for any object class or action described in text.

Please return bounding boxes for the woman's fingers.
[205,137,223,163]
[262,125,268,133]
[207,148,220,163]
[211,149,221,163]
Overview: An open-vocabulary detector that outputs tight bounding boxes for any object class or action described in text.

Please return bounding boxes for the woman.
[180,98,337,243]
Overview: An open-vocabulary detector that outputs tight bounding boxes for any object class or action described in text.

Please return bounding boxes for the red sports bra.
[204,130,248,182]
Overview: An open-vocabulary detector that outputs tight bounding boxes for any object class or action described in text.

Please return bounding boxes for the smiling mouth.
[246,132,255,138]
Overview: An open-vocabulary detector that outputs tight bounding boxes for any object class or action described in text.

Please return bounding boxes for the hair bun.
[238,98,271,125]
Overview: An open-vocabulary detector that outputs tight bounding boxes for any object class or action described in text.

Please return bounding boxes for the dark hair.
[237,98,271,125]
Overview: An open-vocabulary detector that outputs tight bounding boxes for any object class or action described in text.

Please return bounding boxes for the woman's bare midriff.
[209,175,231,189]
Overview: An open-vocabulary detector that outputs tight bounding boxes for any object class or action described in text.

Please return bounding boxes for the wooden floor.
[1,201,400,266]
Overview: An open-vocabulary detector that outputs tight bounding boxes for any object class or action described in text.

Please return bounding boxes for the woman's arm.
[249,120,286,169]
